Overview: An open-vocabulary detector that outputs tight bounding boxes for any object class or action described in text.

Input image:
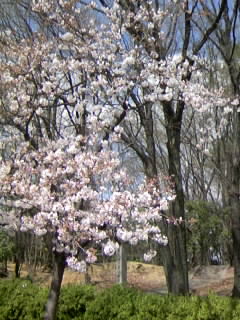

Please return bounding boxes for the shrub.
[84,285,140,320]
[0,280,239,320]
[132,293,171,320]
[0,279,47,320]
[203,294,235,320]
[57,284,95,320]
[164,295,200,320]
[0,279,95,320]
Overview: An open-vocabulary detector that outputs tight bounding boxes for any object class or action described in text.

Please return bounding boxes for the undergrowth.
[0,279,239,320]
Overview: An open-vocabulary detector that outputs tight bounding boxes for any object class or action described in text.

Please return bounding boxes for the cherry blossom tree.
[0,128,173,320]
[0,8,173,319]
[2,0,240,301]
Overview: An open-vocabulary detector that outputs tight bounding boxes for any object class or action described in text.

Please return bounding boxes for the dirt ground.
[188,265,233,296]
[6,262,234,296]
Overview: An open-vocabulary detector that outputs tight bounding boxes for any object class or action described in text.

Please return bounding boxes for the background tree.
[188,0,240,296]
[94,0,227,294]
[186,200,231,267]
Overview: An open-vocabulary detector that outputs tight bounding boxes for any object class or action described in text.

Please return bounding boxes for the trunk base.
[44,251,66,320]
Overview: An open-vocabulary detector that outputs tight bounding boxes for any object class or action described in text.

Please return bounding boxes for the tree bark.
[122,99,189,294]
[14,230,24,278]
[117,243,127,284]
[232,201,240,296]
[15,256,21,278]
[44,251,66,320]
[231,112,240,297]
[162,100,189,295]
[162,224,189,294]
[161,203,189,294]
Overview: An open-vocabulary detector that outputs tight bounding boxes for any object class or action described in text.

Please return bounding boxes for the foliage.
[199,294,235,320]
[1,280,240,320]
[57,284,95,320]
[85,288,239,320]
[84,285,139,320]
[133,293,173,320]
[0,230,14,263]
[0,279,47,320]
[186,200,230,265]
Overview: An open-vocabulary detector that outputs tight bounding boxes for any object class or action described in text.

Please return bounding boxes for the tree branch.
[193,0,227,55]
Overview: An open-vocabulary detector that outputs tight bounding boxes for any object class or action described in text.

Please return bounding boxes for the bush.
[163,295,200,320]
[0,280,240,320]
[84,285,140,320]
[132,293,171,320]
[0,279,47,320]
[198,294,234,320]
[0,279,95,320]
[57,284,95,320]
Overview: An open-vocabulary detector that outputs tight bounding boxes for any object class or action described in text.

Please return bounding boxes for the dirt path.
[189,265,233,296]
[141,265,234,296]
[6,263,234,296]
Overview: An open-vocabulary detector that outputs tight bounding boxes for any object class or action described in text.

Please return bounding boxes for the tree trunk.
[231,111,240,297]
[162,224,189,294]
[117,243,127,284]
[14,230,24,278]
[162,100,189,295]
[44,251,66,320]
[162,200,189,294]
[15,256,21,278]
[232,202,240,296]
[121,96,189,293]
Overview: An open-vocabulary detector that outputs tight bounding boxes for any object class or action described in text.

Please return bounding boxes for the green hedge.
[0,280,240,320]
[0,279,47,320]
[57,284,95,320]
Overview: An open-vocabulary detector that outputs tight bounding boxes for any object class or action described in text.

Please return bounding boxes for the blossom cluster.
[0,131,173,270]
[0,0,234,152]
